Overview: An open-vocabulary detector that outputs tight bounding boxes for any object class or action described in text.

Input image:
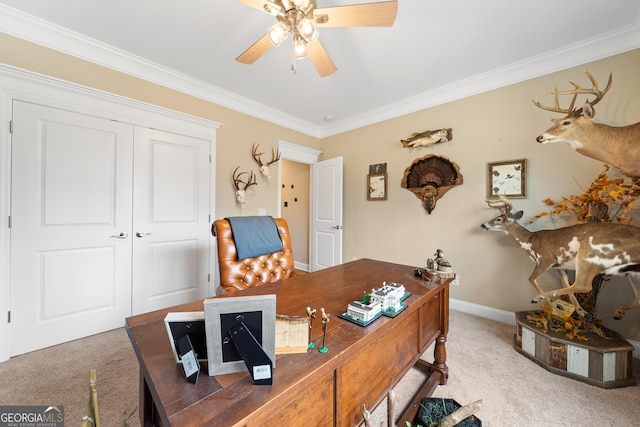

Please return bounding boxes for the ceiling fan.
[235,0,398,77]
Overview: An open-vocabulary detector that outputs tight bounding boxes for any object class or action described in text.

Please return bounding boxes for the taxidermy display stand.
[515,312,635,388]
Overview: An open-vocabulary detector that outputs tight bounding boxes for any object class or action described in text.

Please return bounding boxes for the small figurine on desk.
[433,248,455,279]
[434,249,451,269]
[306,306,316,348]
[318,307,330,353]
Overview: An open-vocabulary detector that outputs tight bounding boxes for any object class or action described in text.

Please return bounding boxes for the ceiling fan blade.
[315,1,398,27]
[236,34,273,64]
[235,0,282,16]
[307,39,337,78]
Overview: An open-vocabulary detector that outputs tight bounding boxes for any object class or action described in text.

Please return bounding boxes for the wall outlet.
[258,208,266,216]
[451,275,460,286]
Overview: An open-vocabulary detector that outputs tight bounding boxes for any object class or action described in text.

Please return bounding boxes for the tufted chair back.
[212,218,297,294]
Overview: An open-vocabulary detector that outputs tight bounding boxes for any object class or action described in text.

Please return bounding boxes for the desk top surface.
[126,258,448,426]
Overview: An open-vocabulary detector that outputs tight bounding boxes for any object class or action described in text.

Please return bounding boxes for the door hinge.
[7,311,10,323]
[209,154,212,163]
[207,274,211,282]
[7,216,11,228]
[9,120,13,134]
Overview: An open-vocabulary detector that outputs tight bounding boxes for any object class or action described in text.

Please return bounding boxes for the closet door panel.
[10,101,134,356]
[132,127,210,314]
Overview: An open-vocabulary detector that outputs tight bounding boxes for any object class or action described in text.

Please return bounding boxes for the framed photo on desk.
[204,295,276,376]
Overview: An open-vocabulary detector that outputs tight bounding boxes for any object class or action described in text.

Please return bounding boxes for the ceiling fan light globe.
[297,17,319,43]
[267,22,290,47]
[292,38,308,59]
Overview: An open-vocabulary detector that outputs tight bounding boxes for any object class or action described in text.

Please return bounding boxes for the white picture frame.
[164,311,207,364]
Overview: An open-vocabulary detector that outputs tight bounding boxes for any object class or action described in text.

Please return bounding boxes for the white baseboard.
[451,298,640,359]
[450,298,516,325]
[294,261,309,272]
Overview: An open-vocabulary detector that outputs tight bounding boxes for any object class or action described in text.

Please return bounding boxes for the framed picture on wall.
[487,159,526,198]
[367,173,387,200]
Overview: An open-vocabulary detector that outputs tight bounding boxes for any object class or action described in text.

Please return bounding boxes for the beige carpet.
[0,310,638,426]
[0,327,139,426]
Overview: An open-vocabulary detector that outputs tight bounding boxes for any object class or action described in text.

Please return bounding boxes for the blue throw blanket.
[225,216,283,260]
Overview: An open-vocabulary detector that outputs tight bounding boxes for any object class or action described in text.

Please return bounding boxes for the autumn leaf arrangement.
[529,164,640,225]
[528,164,640,340]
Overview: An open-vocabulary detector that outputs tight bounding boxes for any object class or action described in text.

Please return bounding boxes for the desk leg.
[396,285,450,425]
[432,333,448,384]
[433,283,450,384]
[140,371,158,427]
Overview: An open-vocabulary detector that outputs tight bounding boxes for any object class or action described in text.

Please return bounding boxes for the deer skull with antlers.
[252,143,281,178]
[233,166,257,207]
[534,70,640,178]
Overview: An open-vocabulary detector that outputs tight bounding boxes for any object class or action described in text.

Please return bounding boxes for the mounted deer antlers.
[252,143,281,178]
[233,166,257,207]
[534,70,640,178]
[533,70,612,116]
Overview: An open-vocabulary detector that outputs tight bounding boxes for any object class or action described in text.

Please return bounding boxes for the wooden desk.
[126,259,449,426]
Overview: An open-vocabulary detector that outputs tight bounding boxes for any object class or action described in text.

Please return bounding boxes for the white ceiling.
[1,0,639,138]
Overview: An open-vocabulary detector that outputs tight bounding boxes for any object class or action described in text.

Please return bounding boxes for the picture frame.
[204,294,276,376]
[367,173,387,200]
[164,311,207,363]
[487,159,526,198]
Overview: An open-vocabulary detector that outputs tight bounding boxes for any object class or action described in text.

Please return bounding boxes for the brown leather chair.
[212,218,297,294]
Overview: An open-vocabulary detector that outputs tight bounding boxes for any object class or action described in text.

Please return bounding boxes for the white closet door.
[131,127,211,314]
[10,101,134,356]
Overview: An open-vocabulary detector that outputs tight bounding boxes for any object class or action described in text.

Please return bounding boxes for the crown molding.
[320,18,640,138]
[1,4,639,139]
[0,4,321,137]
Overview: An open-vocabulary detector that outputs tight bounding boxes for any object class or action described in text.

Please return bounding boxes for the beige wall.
[1,32,639,341]
[321,49,640,341]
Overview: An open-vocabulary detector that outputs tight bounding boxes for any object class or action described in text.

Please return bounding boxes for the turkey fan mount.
[401,155,463,214]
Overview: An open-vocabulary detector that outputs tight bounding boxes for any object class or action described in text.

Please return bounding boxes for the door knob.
[331,225,342,230]
[136,231,153,238]
[110,232,128,239]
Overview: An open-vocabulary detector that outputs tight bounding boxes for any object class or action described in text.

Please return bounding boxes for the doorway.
[277,141,343,272]
[280,160,310,271]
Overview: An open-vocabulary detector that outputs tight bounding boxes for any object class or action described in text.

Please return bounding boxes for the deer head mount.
[233,166,257,207]
[533,70,640,178]
[252,143,281,178]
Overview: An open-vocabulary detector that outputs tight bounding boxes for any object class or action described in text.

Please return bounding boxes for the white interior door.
[310,156,343,271]
[132,127,211,314]
[10,101,134,356]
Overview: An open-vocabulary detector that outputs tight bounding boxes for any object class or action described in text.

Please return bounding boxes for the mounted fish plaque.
[401,128,452,148]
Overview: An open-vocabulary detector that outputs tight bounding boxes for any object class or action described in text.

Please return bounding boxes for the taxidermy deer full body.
[481,197,640,319]
[534,70,640,178]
